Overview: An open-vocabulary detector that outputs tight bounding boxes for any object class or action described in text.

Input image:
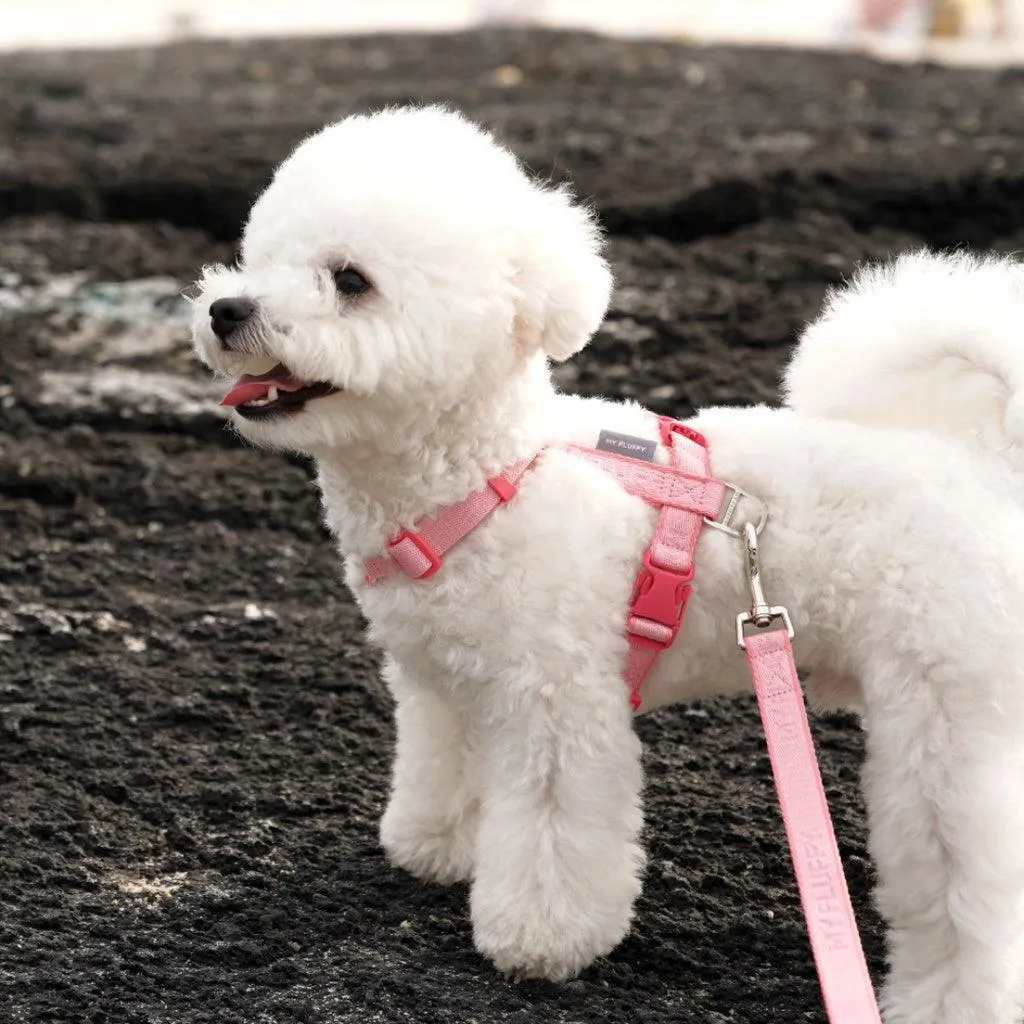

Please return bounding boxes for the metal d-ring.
[704,482,768,539]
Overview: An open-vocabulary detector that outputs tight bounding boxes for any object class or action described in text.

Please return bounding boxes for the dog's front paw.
[470,849,640,981]
[380,802,476,885]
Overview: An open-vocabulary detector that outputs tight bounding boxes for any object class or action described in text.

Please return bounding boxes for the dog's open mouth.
[220,364,338,420]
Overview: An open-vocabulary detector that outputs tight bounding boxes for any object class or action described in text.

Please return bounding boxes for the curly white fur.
[192,107,1024,1022]
[785,248,1024,476]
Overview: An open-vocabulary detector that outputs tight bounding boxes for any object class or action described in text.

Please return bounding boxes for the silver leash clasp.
[736,521,794,649]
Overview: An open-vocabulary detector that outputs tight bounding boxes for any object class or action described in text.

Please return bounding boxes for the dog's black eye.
[333,267,371,297]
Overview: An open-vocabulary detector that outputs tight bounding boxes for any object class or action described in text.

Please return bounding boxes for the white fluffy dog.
[191,107,1024,1024]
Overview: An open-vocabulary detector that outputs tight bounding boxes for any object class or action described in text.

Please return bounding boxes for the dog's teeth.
[267,386,278,403]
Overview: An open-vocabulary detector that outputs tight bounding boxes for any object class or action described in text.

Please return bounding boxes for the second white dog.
[192,107,1024,1024]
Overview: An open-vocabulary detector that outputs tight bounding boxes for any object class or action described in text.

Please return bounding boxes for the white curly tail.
[784,250,1024,471]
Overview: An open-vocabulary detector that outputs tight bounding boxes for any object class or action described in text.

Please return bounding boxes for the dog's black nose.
[209,297,256,342]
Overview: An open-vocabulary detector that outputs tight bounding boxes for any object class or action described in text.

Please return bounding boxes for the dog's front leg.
[469,680,644,981]
[379,657,478,885]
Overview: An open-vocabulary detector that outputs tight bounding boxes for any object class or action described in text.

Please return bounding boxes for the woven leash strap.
[743,625,881,1022]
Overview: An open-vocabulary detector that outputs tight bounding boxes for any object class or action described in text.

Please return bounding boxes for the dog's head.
[191,106,611,452]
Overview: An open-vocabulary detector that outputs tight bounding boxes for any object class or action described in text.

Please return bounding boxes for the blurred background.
[1,0,1023,63]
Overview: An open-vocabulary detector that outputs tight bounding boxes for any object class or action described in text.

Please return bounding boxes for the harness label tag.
[596,430,657,462]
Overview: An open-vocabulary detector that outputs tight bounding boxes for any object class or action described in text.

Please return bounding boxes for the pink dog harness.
[362,417,881,1022]
[364,417,723,708]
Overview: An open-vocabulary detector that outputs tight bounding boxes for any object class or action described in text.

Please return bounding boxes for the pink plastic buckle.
[627,549,693,649]
[387,529,443,579]
[487,475,517,503]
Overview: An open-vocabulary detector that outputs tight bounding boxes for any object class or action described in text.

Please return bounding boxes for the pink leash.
[737,523,881,1023]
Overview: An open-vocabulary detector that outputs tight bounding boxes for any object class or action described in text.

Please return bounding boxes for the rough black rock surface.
[2,29,1021,1023]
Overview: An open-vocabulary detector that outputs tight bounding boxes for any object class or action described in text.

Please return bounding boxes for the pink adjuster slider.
[658,415,708,450]
[487,474,517,502]
[627,550,692,649]
[387,529,443,579]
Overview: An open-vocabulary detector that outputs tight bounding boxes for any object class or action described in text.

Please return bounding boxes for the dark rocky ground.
[2,29,1024,1023]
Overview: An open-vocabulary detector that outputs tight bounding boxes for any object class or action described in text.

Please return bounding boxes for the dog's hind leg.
[469,676,644,981]
[379,657,479,885]
[861,667,1024,1023]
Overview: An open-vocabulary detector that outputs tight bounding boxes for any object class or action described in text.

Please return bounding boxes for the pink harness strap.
[745,628,882,1022]
[362,457,536,584]
[561,444,725,519]
[618,419,714,709]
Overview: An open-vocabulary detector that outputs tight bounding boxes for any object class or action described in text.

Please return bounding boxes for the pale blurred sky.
[0,0,1021,62]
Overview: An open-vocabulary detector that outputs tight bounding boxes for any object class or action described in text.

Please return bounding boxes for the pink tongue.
[220,364,310,406]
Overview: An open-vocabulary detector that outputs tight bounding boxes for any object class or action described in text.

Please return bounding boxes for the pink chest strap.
[362,459,537,586]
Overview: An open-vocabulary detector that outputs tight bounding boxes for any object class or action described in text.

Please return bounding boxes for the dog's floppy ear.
[513,187,613,363]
